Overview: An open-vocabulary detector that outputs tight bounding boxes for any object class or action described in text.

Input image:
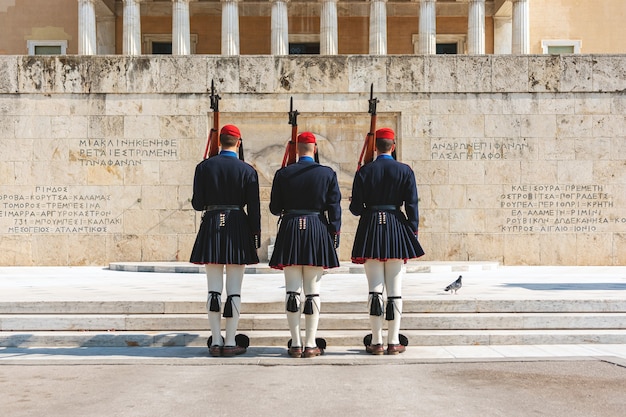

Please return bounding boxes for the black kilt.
[190,209,259,265]
[351,209,425,264]
[269,213,339,270]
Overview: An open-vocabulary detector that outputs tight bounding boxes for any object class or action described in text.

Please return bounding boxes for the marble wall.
[1,54,625,266]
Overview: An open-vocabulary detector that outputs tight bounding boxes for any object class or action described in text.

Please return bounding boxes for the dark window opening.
[35,45,62,55]
[436,43,457,54]
[152,42,172,54]
[289,43,320,55]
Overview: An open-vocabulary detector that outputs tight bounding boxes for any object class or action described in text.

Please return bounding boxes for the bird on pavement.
[445,275,462,294]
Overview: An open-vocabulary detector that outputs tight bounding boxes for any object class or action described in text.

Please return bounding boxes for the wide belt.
[367,205,398,211]
[285,209,320,215]
[204,205,241,211]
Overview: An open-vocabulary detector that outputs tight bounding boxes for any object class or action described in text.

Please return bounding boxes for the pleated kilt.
[351,209,425,264]
[190,209,259,265]
[269,212,339,270]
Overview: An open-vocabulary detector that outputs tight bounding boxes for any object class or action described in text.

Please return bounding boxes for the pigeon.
[445,275,462,294]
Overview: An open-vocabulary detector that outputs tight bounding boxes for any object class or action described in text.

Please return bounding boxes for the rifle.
[281,97,299,168]
[203,80,221,159]
[357,83,378,170]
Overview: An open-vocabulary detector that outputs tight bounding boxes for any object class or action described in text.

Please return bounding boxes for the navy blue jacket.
[349,155,419,233]
[191,151,261,234]
[270,158,341,235]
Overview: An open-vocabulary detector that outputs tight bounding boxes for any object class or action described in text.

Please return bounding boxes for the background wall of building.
[1,55,625,266]
[530,0,626,54]
[2,1,626,56]
[0,0,78,55]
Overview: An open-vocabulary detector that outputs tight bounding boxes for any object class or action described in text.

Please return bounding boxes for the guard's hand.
[253,233,261,249]
[333,233,340,249]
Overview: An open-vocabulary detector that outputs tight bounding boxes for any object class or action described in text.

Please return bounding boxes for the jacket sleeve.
[349,171,365,216]
[269,170,283,216]
[245,169,261,234]
[190,163,206,211]
[325,170,342,234]
[403,169,419,232]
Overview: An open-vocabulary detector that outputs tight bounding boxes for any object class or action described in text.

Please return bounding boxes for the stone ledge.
[108,261,500,274]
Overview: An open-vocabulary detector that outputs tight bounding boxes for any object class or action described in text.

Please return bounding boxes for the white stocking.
[224,264,244,346]
[364,259,385,345]
[303,266,323,348]
[205,264,224,346]
[385,260,404,345]
[284,266,303,347]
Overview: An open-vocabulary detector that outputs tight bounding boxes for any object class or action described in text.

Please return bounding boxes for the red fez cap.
[220,124,241,139]
[375,128,395,140]
[297,132,316,144]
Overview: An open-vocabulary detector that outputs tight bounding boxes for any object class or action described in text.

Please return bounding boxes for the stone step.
[2,299,626,314]
[2,312,625,332]
[3,329,626,348]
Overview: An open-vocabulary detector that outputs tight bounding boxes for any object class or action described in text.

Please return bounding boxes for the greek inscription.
[0,187,120,234]
[430,139,530,160]
[499,184,624,233]
[76,138,179,166]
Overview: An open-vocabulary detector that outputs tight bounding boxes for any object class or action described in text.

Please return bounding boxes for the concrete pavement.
[1,263,626,417]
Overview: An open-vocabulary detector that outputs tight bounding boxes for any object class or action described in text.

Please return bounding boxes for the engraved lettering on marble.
[0,186,119,234]
[431,138,530,160]
[500,184,625,233]
[74,139,179,166]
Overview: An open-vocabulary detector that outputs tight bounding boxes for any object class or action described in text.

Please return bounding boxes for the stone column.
[78,0,97,55]
[96,15,116,55]
[123,0,142,55]
[369,0,387,55]
[418,0,436,55]
[222,0,240,56]
[271,0,289,55]
[512,0,530,54]
[319,0,338,55]
[493,16,512,54]
[467,0,485,54]
[172,0,192,55]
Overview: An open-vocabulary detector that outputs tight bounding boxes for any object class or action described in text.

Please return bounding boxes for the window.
[143,34,198,54]
[152,42,173,55]
[27,40,67,55]
[289,43,320,54]
[289,34,320,55]
[541,40,581,54]
[437,43,457,54]
[412,34,466,54]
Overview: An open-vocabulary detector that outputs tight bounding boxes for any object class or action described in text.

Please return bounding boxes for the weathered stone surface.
[0,56,18,93]
[1,55,625,266]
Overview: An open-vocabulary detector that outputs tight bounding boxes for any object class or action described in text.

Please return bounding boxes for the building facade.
[1,1,626,57]
[1,1,626,267]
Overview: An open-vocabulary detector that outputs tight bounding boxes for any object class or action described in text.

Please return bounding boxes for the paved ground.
[1,263,626,416]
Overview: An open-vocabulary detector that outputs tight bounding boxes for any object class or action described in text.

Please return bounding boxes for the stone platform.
[1,262,626,362]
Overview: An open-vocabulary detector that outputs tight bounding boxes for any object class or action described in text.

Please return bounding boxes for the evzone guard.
[350,86,425,355]
[190,83,260,357]
[269,99,342,358]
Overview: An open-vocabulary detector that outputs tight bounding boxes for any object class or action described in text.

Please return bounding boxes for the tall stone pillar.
[369,0,387,55]
[512,0,530,54]
[418,0,436,55]
[222,0,240,56]
[467,0,485,54]
[97,15,116,55]
[271,0,289,55]
[172,0,192,55]
[493,16,512,54]
[78,0,97,55]
[319,0,338,55]
[123,0,142,55]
